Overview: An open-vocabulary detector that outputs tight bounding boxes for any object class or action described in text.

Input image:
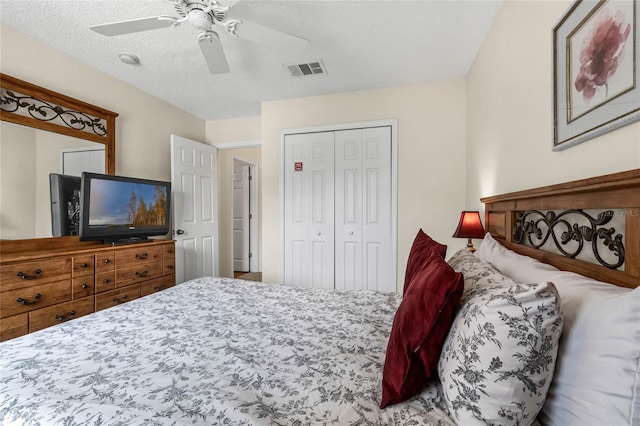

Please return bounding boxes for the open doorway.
[232,158,259,280]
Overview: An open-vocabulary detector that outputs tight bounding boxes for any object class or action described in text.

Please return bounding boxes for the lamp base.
[466,238,476,253]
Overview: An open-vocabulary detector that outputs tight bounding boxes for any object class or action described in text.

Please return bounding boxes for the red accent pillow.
[404,229,447,295]
[380,248,464,408]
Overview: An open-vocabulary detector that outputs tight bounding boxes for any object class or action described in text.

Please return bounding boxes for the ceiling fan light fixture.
[187,9,213,30]
[118,53,140,65]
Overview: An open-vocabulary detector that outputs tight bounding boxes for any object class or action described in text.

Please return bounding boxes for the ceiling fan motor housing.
[187,9,213,30]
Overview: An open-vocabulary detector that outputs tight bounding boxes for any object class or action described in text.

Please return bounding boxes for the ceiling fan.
[90,0,308,74]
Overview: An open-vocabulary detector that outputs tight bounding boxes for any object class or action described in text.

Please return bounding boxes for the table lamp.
[452,211,486,253]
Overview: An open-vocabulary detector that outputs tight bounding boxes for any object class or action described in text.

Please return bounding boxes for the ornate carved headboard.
[481,169,640,289]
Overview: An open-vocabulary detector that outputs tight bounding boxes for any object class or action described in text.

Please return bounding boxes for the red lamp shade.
[452,211,486,239]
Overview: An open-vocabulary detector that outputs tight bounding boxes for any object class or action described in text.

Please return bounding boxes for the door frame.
[231,156,260,273]
[278,119,398,287]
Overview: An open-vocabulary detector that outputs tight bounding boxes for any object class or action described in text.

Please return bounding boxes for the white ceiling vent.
[286,61,326,77]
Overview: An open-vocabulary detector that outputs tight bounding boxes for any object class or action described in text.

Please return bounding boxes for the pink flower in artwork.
[574,7,631,103]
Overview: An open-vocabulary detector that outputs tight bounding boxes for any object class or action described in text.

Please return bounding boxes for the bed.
[1,168,639,426]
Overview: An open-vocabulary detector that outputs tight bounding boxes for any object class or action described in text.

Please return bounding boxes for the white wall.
[261,80,468,290]
[467,0,640,211]
[0,122,36,239]
[0,24,205,183]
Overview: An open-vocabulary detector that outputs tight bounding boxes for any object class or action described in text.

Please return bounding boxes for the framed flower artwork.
[553,0,639,150]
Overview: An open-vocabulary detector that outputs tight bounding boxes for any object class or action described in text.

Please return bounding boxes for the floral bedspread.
[0,278,454,425]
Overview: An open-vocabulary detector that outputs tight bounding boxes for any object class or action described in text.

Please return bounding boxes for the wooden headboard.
[481,169,640,289]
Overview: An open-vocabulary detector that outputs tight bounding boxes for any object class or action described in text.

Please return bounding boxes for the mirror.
[0,73,117,240]
[0,122,106,239]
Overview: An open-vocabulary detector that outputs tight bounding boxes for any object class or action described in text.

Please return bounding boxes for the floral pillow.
[478,233,640,426]
[438,257,563,426]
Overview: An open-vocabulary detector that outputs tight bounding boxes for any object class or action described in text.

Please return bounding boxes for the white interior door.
[335,127,393,291]
[283,125,393,292]
[171,135,219,284]
[233,164,250,272]
[284,132,335,288]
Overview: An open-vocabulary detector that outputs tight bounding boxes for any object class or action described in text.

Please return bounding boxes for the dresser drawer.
[29,296,94,333]
[96,251,115,273]
[95,284,141,311]
[0,258,71,292]
[116,262,163,288]
[0,313,28,342]
[163,244,175,259]
[115,246,162,268]
[0,280,71,318]
[141,275,175,296]
[96,271,116,293]
[163,258,175,276]
[72,254,94,277]
[72,276,95,299]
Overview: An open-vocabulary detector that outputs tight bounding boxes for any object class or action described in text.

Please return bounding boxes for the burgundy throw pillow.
[380,248,463,408]
[403,229,447,295]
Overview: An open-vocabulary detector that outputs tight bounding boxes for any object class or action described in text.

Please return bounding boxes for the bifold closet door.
[335,127,393,292]
[284,132,335,289]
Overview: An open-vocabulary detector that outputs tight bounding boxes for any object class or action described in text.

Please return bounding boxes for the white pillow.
[478,233,640,426]
[440,251,563,426]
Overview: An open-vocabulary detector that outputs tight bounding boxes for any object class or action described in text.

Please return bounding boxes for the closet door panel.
[284,132,335,289]
[335,129,363,290]
[362,127,393,292]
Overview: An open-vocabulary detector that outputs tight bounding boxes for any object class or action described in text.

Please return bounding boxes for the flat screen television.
[79,172,171,244]
[50,173,82,237]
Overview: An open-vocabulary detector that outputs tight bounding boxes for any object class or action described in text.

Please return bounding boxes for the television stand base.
[106,237,150,246]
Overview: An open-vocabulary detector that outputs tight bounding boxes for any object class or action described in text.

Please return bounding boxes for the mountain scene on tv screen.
[89,180,167,227]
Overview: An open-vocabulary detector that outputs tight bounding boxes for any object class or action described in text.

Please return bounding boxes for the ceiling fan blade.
[198,33,230,74]
[232,19,308,50]
[90,17,172,37]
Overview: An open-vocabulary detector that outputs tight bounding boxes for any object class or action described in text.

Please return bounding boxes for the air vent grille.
[286,61,326,77]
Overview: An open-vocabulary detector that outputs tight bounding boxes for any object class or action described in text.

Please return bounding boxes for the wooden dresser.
[0,237,175,342]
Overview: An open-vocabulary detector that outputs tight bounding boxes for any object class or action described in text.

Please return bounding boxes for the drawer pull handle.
[55,310,75,322]
[113,295,129,304]
[154,285,166,291]
[81,263,89,268]
[103,279,111,284]
[167,249,174,253]
[82,284,89,289]
[104,259,110,264]
[16,293,41,305]
[16,269,41,280]
[167,265,174,270]
[135,253,148,260]
[135,270,149,277]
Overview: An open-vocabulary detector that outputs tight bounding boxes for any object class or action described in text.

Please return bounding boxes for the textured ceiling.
[0,0,501,120]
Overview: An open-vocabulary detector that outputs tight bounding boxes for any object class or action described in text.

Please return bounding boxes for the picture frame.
[553,0,639,151]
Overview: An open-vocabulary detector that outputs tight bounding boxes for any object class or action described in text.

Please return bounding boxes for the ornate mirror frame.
[0,73,117,174]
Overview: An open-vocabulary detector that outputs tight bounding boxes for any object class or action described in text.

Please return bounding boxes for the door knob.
[316,232,321,236]
[176,229,185,235]
[349,231,354,235]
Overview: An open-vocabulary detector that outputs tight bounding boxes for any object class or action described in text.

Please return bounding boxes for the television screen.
[79,172,171,244]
